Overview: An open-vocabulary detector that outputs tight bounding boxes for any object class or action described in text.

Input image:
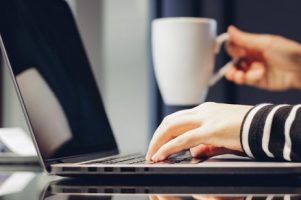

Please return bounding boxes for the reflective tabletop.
[1,165,301,200]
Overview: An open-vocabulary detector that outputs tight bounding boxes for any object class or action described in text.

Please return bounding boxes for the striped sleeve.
[240,103,301,161]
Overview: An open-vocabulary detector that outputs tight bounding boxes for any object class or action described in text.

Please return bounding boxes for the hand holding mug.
[226,26,301,91]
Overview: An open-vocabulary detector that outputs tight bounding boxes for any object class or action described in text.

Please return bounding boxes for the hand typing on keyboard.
[146,102,249,162]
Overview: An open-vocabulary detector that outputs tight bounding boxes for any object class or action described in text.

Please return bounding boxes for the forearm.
[241,103,301,161]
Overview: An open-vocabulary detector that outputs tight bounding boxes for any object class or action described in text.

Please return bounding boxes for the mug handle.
[209,33,233,86]
[215,32,229,54]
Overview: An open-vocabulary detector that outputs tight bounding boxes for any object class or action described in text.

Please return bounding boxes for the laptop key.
[86,154,145,165]
[85,154,140,164]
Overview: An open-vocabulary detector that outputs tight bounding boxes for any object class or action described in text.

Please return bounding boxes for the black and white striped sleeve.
[240,103,301,161]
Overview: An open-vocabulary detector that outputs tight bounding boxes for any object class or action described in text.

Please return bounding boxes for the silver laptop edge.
[0,36,47,170]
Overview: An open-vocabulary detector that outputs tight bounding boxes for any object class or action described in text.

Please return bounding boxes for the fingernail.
[152,154,164,162]
[151,155,156,161]
[152,155,159,162]
[251,69,263,77]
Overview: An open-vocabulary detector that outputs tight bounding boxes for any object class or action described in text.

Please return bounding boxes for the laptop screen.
[0,35,119,164]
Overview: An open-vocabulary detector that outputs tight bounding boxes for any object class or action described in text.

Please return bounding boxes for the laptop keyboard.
[84,151,202,165]
[87,154,146,165]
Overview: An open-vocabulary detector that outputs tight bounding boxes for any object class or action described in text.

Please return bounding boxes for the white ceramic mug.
[152,17,229,105]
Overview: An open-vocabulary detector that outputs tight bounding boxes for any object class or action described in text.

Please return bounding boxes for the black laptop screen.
[0,0,118,162]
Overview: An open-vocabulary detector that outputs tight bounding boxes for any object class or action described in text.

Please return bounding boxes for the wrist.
[292,77,301,90]
[290,43,301,89]
[227,105,253,153]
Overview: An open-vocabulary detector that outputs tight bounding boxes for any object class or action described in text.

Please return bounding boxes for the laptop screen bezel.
[0,36,120,172]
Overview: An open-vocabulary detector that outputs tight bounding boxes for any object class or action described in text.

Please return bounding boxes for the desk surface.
[1,165,301,200]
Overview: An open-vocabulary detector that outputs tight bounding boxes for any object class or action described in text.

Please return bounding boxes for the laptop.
[1,36,301,177]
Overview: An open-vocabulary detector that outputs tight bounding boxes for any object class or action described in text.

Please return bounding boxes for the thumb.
[228,25,270,51]
[245,62,265,86]
[190,144,243,158]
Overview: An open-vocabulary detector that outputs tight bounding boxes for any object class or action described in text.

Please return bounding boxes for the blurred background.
[1,0,301,154]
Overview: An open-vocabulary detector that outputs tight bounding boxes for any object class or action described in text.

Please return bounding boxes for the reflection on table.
[0,170,301,200]
[43,193,301,200]
[43,178,301,200]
